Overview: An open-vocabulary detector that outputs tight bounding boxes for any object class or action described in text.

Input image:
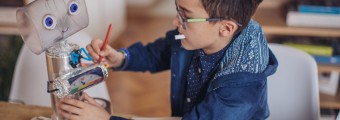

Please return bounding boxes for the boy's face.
[173,0,234,54]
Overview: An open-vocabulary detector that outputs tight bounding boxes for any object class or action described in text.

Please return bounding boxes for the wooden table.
[0,102,53,120]
[0,102,181,120]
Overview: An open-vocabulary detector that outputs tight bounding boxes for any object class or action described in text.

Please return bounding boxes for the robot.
[16,0,108,119]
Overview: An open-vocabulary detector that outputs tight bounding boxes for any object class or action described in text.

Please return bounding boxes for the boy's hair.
[201,0,263,31]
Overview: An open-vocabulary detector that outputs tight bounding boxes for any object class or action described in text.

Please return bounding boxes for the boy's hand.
[86,39,125,68]
[60,97,111,120]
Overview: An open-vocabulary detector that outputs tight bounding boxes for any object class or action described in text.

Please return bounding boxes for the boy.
[60,0,278,119]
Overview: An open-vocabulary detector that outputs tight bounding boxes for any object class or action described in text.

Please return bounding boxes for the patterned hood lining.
[215,19,269,79]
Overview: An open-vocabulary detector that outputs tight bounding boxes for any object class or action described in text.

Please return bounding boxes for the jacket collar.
[215,19,271,79]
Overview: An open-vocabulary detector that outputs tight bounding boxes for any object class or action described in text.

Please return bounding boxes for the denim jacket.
[110,20,278,120]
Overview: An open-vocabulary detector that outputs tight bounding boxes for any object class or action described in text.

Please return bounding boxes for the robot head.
[16,0,89,55]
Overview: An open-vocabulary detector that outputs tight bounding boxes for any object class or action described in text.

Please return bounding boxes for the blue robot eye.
[70,3,78,13]
[69,1,80,15]
[43,15,57,30]
[45,17,53,26]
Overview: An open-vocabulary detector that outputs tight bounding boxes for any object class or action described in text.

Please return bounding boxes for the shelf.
[253,7,340,37]
[318,65,340,73]
[0,7,19,35]
[0,25,19,35]
[255,0,340,110]
[320,88,340,109]
[318,65,340,109]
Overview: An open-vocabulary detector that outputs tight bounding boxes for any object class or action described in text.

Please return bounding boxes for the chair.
[267,43,320,120]
[9,32,110,107]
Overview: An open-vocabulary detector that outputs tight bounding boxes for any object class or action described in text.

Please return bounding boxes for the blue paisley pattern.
[215,20,269,79]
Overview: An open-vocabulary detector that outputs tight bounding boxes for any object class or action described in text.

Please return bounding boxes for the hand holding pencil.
[86,24,126,68]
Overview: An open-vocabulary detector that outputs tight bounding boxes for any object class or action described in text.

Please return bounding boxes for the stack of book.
[283,42,340,66]
[286,0,340,28]
[271,36,340,66]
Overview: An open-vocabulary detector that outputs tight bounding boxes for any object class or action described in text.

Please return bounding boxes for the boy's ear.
[219,20,238,37]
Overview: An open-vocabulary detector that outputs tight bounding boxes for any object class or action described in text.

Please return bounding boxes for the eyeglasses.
[175,2,242,30]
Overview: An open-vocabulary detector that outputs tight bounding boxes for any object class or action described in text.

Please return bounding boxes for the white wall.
[82,0,126,43]
[149,0,176,17]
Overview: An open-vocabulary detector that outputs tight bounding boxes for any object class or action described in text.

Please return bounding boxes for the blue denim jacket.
[110,21,278,120]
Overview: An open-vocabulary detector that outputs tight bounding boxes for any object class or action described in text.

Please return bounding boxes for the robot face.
[16,0,89,54]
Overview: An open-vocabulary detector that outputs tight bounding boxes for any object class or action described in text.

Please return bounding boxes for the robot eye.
[43,15,57,30]
[69,1,80,15]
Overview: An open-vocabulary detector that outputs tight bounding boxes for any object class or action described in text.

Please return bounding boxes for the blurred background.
[1,0,340,119]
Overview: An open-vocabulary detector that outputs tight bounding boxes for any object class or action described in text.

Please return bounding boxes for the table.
[0,102,181,120]
[0,102,52,120]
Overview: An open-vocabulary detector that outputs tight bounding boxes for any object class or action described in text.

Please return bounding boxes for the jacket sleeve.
[122,29,178,73]
[182,75,269,120]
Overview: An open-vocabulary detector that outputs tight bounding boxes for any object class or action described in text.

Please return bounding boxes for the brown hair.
[201,0,263,31]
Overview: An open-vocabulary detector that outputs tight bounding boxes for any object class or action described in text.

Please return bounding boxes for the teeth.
[175,34,186,40]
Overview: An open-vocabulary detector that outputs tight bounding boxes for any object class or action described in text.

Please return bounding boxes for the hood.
[214,19,273,79]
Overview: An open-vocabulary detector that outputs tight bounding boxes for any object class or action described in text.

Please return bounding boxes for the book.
[286,10,340,28]
[284,43,333,56]
[298,5,340,14]
[313,55,340,65]
[320,108,339,120]
[298,0,340,6]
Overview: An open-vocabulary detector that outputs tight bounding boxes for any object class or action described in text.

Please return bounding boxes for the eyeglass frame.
[175,1,242,30]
